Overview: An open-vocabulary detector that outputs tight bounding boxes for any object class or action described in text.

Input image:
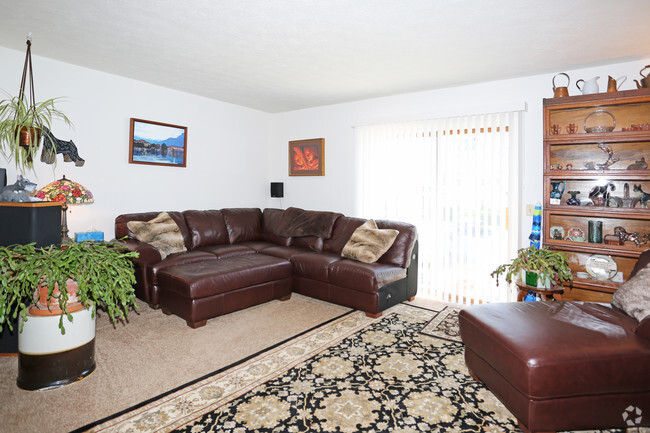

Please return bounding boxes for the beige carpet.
[0,294,353,433]
[81,302,522,432]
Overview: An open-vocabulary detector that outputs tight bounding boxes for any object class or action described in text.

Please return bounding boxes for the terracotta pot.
[29,279,84,316]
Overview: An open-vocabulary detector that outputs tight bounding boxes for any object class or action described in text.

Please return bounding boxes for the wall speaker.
[270,182,284,198]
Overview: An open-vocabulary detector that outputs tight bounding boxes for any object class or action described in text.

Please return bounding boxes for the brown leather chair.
[459,250,650,433]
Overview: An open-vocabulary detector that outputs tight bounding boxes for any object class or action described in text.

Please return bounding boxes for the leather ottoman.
[157,254,292,327]
[459,301,650,433]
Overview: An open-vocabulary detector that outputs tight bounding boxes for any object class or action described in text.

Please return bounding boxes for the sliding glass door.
[356,112,521,304]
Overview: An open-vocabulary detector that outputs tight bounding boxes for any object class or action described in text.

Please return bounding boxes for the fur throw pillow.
[127,212,186,260]
[341,219,399,264]
[611,266,650,322]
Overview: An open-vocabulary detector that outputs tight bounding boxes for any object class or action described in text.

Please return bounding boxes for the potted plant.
[0,240,138,334]
[0,240,139,390]
[0,91,72,173]
[491,245,573,289]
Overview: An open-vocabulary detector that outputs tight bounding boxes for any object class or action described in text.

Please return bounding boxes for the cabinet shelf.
[546,170,650,179]
[544,131,650,143]
[545,239,646,258]
[570,278,619,294]
[543,205,649,218]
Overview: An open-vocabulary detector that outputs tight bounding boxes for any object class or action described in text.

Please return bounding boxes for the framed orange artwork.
[289,138,324,176]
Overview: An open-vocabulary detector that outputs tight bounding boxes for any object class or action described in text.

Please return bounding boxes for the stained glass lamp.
[35,175,94,242]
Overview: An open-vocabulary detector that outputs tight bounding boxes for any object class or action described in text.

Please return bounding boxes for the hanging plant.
[0,37,72,173]
[0,93,71,172]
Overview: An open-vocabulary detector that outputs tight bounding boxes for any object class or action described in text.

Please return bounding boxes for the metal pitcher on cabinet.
[576,77,600,95]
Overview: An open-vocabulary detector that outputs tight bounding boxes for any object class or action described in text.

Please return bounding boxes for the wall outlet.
[526,204,535,216]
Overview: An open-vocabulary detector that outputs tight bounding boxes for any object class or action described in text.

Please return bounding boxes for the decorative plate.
[565,227,585,242]
[586,255,617,281]
[549,226,565,240]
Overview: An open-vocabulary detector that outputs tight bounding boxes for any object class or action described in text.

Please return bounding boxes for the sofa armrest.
[115,238,162,266]
[635,316,650,341]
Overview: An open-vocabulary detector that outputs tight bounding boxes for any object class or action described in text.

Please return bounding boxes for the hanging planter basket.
[0,36,71,172]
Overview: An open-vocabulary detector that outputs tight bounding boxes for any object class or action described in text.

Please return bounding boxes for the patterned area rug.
[81,303,521,432]
[418,306,463,343]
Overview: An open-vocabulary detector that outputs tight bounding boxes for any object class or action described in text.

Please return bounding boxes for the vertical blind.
[355,111,521,304]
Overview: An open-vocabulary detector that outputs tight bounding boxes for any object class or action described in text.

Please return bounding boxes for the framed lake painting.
[289,138,324,176]
[129,118,187,167]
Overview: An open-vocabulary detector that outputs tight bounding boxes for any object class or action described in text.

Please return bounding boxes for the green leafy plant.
[0,240,139,334]
[491,245,573,288]
[0,91,72,173]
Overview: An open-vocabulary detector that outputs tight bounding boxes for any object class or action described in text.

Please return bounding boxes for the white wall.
[2,43,648,248]
[0,46,272,238]
[270,58,650,247]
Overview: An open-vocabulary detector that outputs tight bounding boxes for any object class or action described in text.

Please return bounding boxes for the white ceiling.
[1,0,649,113]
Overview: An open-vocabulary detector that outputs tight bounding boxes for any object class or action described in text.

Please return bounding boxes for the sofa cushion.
[127,212,187,259]
[612,265,650,321]
[183,209,229,249]
[194,244,256,259]
[341,219,398,264]
[260,245,312,260]
[277,207,341,238]
[328,260,407,293]
[323,216,367,255]
[222,208,263,243]
[291,252,342,282]
[262,208,291,246]
[637,316,650,341]
[291,236,323,251]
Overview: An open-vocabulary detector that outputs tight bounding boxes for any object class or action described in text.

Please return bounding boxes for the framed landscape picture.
[289,138,324,176]
[129,118,187,167]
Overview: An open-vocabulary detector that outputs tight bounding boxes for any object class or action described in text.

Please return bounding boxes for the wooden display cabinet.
[542,88,650,301]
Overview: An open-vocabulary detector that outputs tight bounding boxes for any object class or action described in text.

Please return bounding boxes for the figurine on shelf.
[620,183,640,208]
[633,184,650,208]
[614,226,648,247]
[566,191,581,206]
[589,182,615,206]
[628,157,648,170]
[595,143,620,170]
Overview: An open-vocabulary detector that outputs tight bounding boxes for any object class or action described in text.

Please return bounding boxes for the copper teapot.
[634,65,649,89]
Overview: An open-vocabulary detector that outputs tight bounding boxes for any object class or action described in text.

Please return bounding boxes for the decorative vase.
[566,191,580,206]
[550,181,565,204]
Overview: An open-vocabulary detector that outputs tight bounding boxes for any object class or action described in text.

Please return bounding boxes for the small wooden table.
[515,281,564,302]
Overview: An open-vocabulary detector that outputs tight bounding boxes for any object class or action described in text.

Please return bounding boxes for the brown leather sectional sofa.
[115,207,418,328]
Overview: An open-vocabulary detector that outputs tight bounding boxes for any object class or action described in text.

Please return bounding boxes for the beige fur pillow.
[611,266,650,321]
[127,212,186,260]
[341,219,399,264]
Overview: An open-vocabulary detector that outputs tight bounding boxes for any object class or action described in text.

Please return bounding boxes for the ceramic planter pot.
[29,279,84,316]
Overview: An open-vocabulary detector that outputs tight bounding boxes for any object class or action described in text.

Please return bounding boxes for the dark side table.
[515,281,564,302]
